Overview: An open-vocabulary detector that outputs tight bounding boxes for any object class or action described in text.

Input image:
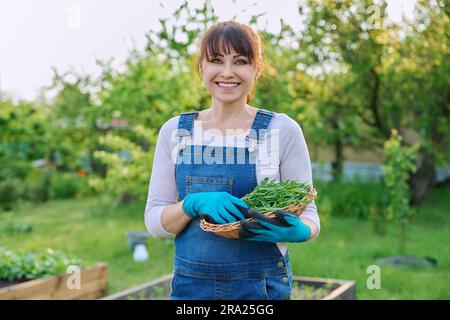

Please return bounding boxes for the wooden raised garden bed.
[101,274,356,300]
[0,263,108,300]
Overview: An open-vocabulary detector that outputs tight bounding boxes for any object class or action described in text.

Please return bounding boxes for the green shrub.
[0,158,32,211]
[50,172,88,199]
[89,124,157,206]
[0,178,26,211]
[315,179,385,219]
[0,158,32,180]
[24,168,52,203]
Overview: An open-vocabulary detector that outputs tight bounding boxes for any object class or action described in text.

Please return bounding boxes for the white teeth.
[217,82,240,87]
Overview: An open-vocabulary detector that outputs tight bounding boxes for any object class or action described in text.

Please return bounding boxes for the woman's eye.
[209,58,247,64]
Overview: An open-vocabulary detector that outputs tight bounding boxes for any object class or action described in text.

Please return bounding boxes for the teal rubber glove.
[237,206,311,243]
[182,192,248,224]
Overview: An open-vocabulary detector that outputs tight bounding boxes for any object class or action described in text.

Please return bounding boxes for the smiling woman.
[144,20,320,301]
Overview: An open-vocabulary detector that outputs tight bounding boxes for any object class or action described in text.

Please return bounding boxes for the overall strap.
[175,111,198,152]
[247,109,275,145]
[175,111,198,139]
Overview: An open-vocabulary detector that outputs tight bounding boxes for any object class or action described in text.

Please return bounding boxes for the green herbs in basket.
[241,178,315,213]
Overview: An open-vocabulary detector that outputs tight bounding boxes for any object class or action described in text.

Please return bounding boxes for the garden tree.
[89,55,171,203]
[46,70,100,172]
[254,22,300,116]
[253,8,371,181]
[40,59,165,204]
[143,0,219,114]
[95,48,204,132]
[146,0,218,62]
[382,131,418,253]
[296,0,449,206]
[389,0,449,205]
[297,71,370,181]
[89,124,157,205]
[249,20,323,121]
[254,25,338,171]
[0,99,52,208]
[0,99,49,162]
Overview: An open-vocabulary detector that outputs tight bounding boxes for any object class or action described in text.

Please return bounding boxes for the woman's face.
[200,46,259,106]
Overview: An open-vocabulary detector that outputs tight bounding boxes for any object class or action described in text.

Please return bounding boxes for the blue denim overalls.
[171,109,292,300]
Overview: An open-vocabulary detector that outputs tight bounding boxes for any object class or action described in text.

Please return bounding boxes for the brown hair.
[196,21,265,103]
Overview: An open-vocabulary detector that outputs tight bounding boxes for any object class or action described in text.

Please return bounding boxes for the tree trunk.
[332,137,344,182]
[408,150,436,207]
[331,117,344,182]
[398,218,406,255]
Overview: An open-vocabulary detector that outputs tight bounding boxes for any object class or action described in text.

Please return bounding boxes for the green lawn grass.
[1,186,448,299]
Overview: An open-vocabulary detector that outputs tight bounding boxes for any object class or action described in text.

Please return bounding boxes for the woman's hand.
[182,192,248,224]
[237,207,311,242]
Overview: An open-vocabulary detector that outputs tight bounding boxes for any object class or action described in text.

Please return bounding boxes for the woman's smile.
[215,82,241,89]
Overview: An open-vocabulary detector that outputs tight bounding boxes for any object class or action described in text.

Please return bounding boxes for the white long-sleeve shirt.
[144,112,320,255]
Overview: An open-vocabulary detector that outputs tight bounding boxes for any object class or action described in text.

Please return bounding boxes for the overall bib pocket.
[186,176,234,194]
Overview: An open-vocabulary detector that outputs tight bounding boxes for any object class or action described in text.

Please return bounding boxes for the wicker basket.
[200,186,318,239]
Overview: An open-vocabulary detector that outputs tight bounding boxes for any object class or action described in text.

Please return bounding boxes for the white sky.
[0,0,415,102]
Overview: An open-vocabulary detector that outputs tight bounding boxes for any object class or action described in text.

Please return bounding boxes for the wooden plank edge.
[0,263,108,300]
